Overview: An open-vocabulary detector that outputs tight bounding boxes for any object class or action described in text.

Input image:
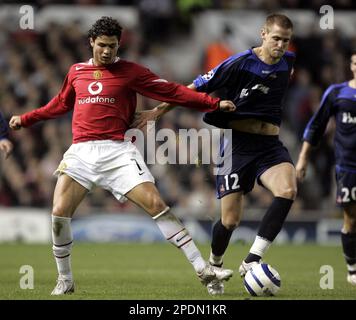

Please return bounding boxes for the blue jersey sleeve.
[0,112,9,139]
[303,85,337,146]
[193,52,247,93]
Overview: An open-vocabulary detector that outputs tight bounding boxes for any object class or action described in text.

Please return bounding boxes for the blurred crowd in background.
[0,1,355,219]
[2,0,356,10]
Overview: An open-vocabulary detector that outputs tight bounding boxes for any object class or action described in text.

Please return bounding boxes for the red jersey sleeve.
[130,65,220,112]
[21,68,76,127]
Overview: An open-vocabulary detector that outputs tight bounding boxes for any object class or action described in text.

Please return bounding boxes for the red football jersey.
[21,58,220,143]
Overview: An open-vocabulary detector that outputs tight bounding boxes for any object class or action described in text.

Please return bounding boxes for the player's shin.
[210,219,234,266]
[152,207,206,273]
[246,197,293,262]
[52,215,73,280]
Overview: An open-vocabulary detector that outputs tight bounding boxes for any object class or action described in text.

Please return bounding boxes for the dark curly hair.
[88,16,123,41]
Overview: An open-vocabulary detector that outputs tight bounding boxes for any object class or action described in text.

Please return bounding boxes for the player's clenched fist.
[219,100,236,112]
[9,116,22,130]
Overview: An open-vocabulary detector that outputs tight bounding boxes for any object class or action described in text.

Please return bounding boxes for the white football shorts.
[54,140,155,202]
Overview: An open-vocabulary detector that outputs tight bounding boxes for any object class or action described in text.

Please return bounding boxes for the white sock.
[52,215,73,281]
[209,251,223,266]
[153,208,206,273]
[347,263,356,273]
[249,235,271,258]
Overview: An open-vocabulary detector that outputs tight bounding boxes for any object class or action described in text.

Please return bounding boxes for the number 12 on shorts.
[224,173,240,191]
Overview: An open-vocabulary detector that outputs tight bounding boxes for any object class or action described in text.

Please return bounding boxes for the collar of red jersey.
[87,57,120,66]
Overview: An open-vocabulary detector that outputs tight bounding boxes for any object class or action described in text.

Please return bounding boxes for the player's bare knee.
[277,187,297,200]
[146,194,167,215]
[52,203,72,217]
[344,214,356,232]
[221,217,239,230]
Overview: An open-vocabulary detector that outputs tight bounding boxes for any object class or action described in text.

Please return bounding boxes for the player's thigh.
[53,174,88,217]
[220,191,244,229]
[125,182,167,216]
[259,162,297,200]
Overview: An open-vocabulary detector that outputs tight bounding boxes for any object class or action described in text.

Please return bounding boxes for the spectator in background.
[202,24,234,73]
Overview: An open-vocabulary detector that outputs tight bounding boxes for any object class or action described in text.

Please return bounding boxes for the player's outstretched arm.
[132,99,235,130]
[131,83,196,129]
[296,141,313,182]
[131,83,235,129]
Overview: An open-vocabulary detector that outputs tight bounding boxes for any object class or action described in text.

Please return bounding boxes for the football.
[244,263,281,296]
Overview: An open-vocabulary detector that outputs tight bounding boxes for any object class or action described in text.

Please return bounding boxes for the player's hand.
[9,116,22,130]
[219,100,236,112]
[296,157,308,182]
[131,109,161,130]
[0,138,13,159]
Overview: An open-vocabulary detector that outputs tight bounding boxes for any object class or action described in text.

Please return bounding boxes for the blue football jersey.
[303,82,356,171]
[193,48,295,127]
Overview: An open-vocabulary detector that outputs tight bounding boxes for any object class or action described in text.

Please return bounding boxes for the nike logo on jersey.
[76,66,84,70]
[152,79,168,83]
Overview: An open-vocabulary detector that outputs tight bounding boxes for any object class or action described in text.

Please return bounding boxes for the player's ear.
[261,27,267,41]
[90,37,95,48]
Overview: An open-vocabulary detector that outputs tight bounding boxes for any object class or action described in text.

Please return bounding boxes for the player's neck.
[254,47,280,65]
[349,78,356,88]
[93,58,104,67]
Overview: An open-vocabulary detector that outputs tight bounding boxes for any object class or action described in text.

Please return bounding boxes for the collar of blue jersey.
[250,47,284,67]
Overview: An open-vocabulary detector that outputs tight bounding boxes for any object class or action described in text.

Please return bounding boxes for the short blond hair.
[265,13,293,32]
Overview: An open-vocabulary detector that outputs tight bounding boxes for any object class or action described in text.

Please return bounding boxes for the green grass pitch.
[0,242,355,300]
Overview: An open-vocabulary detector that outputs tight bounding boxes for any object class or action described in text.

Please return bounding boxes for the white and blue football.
[244,263,281,296]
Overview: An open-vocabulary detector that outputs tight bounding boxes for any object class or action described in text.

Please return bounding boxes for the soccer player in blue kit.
[296,52,356,286]
[133,13,297,295]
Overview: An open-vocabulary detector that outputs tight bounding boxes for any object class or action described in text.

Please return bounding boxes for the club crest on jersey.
[93,70,103,80]
[202,70,215,81]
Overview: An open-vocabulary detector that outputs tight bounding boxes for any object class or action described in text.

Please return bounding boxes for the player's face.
[90,35,119,66]
[261,24,292,60]
[351,55,356,76]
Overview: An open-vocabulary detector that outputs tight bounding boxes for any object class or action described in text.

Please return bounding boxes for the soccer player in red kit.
[9,17,235,295]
